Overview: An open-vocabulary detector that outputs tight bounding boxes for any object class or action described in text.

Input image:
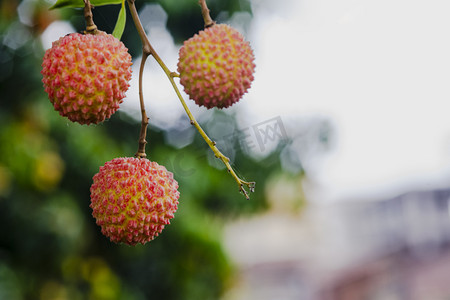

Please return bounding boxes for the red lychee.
[90,157,180,245]
[41,31,132,125]
[177,24,255,109]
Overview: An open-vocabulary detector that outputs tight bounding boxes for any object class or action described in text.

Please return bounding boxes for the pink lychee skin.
[177,24,255,109]
[41,31,132,125]
[90,157,180,245]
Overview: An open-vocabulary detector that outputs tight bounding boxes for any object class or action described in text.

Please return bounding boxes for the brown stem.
[83,0,97,34]
[126,0,255,199]
[127,0,167,69]
[127,0,153,55]
[198,0,215,28]
[135,53,150,158]
[126,0,152,158]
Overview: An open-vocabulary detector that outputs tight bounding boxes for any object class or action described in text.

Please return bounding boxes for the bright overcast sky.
[243,0,450,201]
[41,0,450,202]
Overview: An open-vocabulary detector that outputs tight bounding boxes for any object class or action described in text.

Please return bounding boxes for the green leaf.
[112,0,126,40]
[50,0,122,10]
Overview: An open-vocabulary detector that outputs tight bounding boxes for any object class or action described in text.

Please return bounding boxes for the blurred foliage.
[0,0,329,298]
[0,0,280,299]
[65,0,253,56]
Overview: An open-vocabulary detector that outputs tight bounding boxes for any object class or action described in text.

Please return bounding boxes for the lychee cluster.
[41,7,257,245]
[41,31,132,125]
[177,24,255,109]
[90,157,180,245]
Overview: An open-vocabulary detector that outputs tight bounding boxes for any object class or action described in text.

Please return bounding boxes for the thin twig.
[126,0,255,199]
[83,0,97,34]
[127,0,152,158]
[164,73,255,199]
[198,0,215,28]
[127,0,153,55]
[135,53,150,158]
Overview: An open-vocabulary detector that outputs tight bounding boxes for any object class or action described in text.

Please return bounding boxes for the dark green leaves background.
[0,0,334,297]
[0,0,294,299]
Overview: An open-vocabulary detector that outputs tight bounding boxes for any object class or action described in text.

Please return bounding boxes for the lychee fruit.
[177,24,255,109]
[90,157,180,245]
[41,31,132,125]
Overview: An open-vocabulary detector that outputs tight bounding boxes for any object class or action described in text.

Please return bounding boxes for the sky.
[244,0,450,201]
[41,0,450,202]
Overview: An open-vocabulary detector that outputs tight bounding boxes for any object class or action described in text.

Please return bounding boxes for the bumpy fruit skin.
[177,24,255,109]
[90,157,180,245]
[41,31,132,125]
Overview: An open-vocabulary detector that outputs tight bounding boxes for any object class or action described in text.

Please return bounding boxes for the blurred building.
[223,188,450,300]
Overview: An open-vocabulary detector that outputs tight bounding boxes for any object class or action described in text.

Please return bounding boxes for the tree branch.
[126,0,255,199]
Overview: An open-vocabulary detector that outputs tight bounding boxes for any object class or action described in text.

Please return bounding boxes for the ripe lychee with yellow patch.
[41,31,132,125]
[90,157,180,245]
[177,24,255,109]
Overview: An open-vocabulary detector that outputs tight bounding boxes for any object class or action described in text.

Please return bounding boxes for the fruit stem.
[165,73,255,200]
[83,0,98,34]
[135,53,150,158]
[198,0,216,28]
[126,0,255,199]
[127,0,153,158]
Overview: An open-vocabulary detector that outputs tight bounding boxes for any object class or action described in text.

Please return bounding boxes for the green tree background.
[0,0,318,299]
